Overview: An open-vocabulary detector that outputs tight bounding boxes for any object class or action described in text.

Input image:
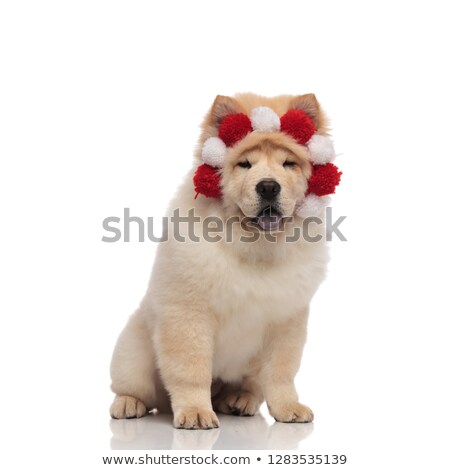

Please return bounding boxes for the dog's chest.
[210,277,298,382]
[209,249,324,382]
[212,308,266,382]
[210,249,322,320]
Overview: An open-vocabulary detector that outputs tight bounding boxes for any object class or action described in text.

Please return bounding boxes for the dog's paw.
[110,395,148,419]
[173,407,219,430]
[214,390,261,416]
[269,402,314,423]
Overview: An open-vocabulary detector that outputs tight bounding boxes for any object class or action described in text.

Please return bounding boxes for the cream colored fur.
[110,93,330,429]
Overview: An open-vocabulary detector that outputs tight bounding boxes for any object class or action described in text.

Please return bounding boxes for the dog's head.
[220,132,311,231]
[195,93,335,232]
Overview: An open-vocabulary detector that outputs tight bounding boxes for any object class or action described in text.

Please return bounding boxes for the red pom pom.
[280,109,316,145]
[193,163,222,198]
[308,163,342,196]
[219,113,252,147]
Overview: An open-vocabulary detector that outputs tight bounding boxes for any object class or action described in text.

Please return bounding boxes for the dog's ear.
[289,93,323,129]
[208,95,245,129]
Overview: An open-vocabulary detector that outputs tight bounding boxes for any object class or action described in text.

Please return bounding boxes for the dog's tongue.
[257,207,283,231]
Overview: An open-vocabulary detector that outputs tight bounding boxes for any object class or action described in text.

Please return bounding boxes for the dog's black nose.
[256,180,281,201]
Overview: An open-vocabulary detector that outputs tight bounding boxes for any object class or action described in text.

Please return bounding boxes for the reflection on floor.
[110,412,313,450]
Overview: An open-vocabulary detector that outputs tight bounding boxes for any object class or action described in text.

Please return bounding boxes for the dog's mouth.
[249,206,284,232]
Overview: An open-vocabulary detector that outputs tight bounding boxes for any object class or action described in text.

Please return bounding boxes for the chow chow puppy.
[110,93,338,429]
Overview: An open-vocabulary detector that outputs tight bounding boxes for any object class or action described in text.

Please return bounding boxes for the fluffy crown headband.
[193,106,341,218]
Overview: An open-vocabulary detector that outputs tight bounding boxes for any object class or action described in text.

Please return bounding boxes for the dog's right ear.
[207,95,245,129]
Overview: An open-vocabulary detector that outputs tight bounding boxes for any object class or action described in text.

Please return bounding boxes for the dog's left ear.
[289,93,324,130]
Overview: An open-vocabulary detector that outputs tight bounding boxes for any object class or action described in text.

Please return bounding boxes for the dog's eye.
[283,161,297,168]
[237,161,252,169]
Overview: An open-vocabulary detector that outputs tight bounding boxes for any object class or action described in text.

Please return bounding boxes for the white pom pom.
[250,106,281,132]
[296,194,330,218]
[201,137,227,167]
[307,134,336,164]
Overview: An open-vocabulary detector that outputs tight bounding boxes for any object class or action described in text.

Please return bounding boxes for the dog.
[109,93,339,429]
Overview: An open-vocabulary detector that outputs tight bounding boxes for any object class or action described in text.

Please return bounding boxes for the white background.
[1,1,449,468]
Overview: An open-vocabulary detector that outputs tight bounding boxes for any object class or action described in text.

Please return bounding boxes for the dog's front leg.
[155,305,219,429]
[261,309,314,423]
